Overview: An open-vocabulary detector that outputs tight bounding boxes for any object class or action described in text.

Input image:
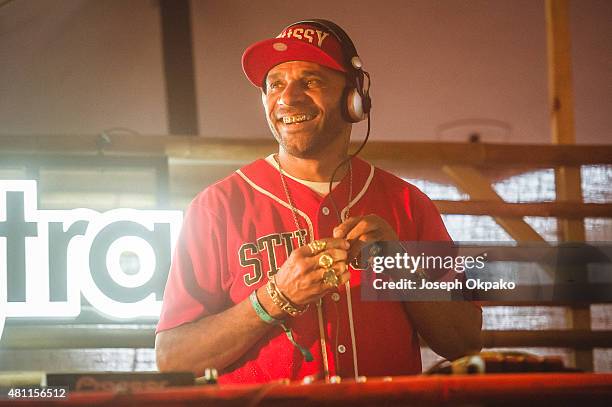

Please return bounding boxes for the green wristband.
[250,290,282,325]
[280,323,314,362]
[249,290,312,362]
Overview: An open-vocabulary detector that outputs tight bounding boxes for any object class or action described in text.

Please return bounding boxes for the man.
[156,19,481,383]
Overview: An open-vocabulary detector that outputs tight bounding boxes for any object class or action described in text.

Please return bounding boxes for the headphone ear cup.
[343,87,365,123]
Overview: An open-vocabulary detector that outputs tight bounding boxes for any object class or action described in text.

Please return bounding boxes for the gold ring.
[318,253,334,268]
[308,240,326,255]
[322,268,339,287]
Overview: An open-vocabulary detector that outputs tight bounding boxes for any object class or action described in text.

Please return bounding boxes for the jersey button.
[337,344,347,354]
[331,293,340,302]
[322,206,330,215]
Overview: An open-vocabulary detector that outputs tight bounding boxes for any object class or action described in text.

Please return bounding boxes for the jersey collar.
[237,156,375,217]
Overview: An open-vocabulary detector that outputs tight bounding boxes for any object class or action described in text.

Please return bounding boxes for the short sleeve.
[410,185,451,242]
[156,195,229,333]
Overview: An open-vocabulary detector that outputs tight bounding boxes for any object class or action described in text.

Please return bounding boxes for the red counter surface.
[3,373,611,406]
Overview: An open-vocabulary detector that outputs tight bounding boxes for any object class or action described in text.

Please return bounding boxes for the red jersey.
[157,157,452,383]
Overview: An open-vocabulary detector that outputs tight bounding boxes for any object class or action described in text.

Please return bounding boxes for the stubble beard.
[268,110,349,159]
[275,130,332,159]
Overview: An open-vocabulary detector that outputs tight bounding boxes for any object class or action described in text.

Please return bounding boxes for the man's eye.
[267,81,283,91]
[305,79,321,87]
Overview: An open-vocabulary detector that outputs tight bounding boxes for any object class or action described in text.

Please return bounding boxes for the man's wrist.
[255,286,286,320]
[250,289,283,324]
[266,277,309,317]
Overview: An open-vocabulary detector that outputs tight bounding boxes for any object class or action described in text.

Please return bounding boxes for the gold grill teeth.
[282,114,309,124]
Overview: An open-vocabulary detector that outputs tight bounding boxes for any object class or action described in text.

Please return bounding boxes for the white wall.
[0,0,166,135]
[1,0,610,144]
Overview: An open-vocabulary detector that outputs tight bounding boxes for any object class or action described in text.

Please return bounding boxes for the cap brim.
[242,38,346,88]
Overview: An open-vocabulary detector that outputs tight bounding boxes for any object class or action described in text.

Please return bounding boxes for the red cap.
[242,23,347,88]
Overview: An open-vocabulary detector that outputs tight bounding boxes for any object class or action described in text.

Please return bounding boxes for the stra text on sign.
[0,180,183,321]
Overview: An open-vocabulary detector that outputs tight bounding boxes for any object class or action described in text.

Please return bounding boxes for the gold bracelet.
[266,276,309,317]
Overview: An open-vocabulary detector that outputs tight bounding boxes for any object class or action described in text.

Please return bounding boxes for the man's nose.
[278,80,307,106]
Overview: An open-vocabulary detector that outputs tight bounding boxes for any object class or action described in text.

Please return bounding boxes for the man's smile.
[279,113,317,125]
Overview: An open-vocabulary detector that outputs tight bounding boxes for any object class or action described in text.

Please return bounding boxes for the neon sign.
[0,180,183,330]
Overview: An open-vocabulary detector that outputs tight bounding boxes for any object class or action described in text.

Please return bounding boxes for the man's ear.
[261,91,267,107]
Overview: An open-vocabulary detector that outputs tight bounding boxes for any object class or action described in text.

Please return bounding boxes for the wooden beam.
[546,0,576,145]
[159,0,199,135]
[555,168,586,241]
[0,325,155,349]
[4,325,612,350]
[566,302,593,371]
[546,0,591,371]
[482,329,612,349]
[433,200,612,219]
[546,0,585,241]
[442,165,546,242]
[1,135,611,167]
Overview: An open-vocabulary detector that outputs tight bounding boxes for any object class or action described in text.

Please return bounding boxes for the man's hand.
[273,238,350,307]
[157,237,350,376]
[332,215,482,360]
[332,215,398,263]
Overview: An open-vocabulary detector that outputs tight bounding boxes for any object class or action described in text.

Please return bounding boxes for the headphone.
[282,19,372,123]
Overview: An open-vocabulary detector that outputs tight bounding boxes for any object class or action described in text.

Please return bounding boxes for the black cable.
[328,71,372,223]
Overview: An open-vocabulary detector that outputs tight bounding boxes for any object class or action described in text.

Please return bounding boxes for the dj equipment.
[425,351,578,375]
[46,372,195,391]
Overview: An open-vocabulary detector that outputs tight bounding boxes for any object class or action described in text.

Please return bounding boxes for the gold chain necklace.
[275,155,352,246]
[273,155,354,382]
